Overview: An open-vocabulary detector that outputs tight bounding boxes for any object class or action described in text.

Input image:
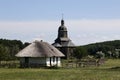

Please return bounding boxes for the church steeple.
[61,13,64,25]
[61,19,64,26]
[58,19,68,38]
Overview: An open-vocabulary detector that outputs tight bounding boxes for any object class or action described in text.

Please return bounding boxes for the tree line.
[74,40,120,59]
[0,39,120,61]
[0,39,29,61]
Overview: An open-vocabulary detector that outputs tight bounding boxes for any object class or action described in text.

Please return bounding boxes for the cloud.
[0,19,120,45]
[0,20,59,43]
[67,19,120,32]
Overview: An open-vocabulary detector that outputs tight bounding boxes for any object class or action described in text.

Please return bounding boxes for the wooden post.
[56,57,58,67]
[50,57,52,67]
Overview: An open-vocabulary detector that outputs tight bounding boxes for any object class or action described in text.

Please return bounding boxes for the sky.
[0,0,120,45]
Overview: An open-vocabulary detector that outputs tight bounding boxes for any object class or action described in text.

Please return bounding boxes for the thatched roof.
[15,41,65,57]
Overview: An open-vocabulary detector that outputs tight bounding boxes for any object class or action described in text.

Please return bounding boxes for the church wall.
[57,47,75,59]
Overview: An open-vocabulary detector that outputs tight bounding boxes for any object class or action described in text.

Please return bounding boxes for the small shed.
[15,41,65,68]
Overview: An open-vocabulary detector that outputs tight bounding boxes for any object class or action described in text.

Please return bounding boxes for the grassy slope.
[0,59,120,80]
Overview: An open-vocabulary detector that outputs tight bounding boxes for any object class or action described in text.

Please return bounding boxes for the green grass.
[0,59,120,80]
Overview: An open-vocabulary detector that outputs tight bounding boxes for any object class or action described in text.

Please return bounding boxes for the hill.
[75,40,120,58]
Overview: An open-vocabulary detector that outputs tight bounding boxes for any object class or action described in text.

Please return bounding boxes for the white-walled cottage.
[15,40,65,68]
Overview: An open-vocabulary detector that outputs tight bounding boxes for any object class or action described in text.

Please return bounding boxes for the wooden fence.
[62,59,106,68]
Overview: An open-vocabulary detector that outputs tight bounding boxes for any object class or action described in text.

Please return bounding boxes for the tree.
[96,51,105,59]
[0,39,26,60]
[73,47,88,59]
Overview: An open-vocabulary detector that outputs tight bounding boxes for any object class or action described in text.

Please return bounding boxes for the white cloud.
[67,19,120,32]
[0,19,120,45]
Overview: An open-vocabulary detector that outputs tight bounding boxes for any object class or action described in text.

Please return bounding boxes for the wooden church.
[52,19,75,59]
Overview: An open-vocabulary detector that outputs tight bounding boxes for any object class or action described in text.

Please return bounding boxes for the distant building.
[16,41,65,68]
[52,19,75,59]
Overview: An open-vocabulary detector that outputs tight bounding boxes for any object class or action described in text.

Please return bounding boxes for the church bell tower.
[55,19,69,44]
[52,19,75,59]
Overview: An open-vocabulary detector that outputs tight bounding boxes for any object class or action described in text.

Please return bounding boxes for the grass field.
[0,59,120,80]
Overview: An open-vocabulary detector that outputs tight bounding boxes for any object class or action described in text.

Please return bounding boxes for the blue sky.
[1,0,120,20]
[0,0,120,45]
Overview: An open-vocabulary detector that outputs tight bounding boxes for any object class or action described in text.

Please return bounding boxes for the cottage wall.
[55,57,61,67]
[20,57,46,67]
[20,57,46,64]
[29,57,46,64]
[20,57,62,67]
[46,57,61,67]
[20,57,25,63]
